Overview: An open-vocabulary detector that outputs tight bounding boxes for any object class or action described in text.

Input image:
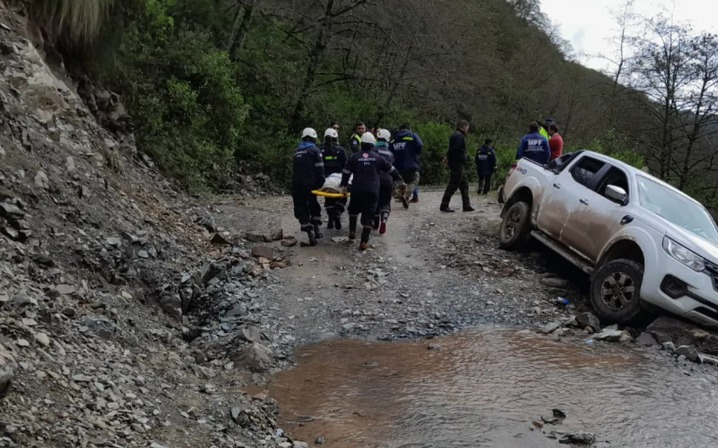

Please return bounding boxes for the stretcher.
[311,190,349,198]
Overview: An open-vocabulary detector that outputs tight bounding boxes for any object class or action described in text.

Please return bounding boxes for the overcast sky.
[539,0,718,72]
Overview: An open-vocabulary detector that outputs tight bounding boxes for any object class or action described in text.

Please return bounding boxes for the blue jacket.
[517,132,550,164]
[475,145,497,175]
[292,141,325,189]
[390,129,423,171]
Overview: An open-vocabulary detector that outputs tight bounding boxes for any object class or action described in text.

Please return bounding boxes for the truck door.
[563,166,631,262]
[536,156,605,244]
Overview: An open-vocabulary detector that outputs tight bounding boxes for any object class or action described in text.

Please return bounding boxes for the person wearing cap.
[320,128,348,229]
[516,121,551,164]
[340,132,405,250]
[547,123,563,161]
[292,128,325,246]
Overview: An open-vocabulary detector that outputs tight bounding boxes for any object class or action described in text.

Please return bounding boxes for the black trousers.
[324,196,347,215]
[441,165,471,208]
[477,173,492,194]
[376,175,393,218]
[292,187,321,230]
[348,190,379,228]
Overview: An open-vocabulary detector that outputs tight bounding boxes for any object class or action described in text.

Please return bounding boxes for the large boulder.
[0,343,17,398]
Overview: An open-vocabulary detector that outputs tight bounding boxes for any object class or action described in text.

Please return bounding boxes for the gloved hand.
[340,186,348,196]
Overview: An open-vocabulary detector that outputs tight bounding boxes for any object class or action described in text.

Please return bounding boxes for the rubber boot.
[348,216,358,240]
[334,213,342,230]
[359,227,371,251]
[305,227,317,246]
[313,222,323,239]
[327,209,334,229]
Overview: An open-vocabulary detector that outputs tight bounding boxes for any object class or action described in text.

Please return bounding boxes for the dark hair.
[549,123,559,132]
[330,121,340,129]
[355,122,365,129]
[484,138,493,145]
[399,123,411,130]
[456,119,470,130]
[529,121,539,132]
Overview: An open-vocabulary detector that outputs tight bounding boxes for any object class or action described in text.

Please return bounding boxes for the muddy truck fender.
[500,159,554,219]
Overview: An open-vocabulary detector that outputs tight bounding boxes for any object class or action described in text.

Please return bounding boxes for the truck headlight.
[663,237,705,272]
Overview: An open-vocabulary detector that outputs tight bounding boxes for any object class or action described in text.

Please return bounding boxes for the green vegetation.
[28,0,718,212]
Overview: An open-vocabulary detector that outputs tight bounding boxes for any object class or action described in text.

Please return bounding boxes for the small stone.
[244,232,267,242]
[293,442,309,448]
[66,156,76,172]
[16,339,30,347]
[106,237,122,247]
[251,246,273,259]
[269,229,284,241]
[315,436,326,445]
[137,250,149,259]
[635,332,660,347]
[34,332,50,347]
[281,238,298,247]
[34,171,50,190]
[210,233,232,245]
[55,284,75,296]
[574,312,601,332]
[675,345,700,362]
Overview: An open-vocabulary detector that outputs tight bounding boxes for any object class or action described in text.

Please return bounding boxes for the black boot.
[334,213,342,230]
[348,216,358,239]
[359,227,371,251]
[327,209,334,229]
[305,227,317,246]
[313,222,323,239]
[373,215,380,230]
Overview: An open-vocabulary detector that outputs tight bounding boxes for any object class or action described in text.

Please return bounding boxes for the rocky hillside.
[0,4,301,448]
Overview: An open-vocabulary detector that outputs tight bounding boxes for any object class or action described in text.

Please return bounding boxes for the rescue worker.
[389,123,423,209]
[374,129,396,235]
[440,120,474,213]
[349,122,367,154]
[340,132,405,251]
[475,138,497,195]
[517,122,551,164]
[292,128,325,246]
[320,128,348,229]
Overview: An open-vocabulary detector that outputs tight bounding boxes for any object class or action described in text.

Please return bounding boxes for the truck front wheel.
[499,201,531,249]
[590,259,648,325]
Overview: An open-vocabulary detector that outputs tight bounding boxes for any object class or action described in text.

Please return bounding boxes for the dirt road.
[214,187,585,347]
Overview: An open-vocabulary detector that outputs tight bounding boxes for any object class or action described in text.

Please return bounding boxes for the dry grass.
[35,0,115,45]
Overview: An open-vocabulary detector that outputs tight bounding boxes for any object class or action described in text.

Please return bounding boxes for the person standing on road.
[319,128,348,230]
[516,122,551,165]
[341,132,405,251]
[389,123,423,209]
[374,129,397,235]
[440,120,475,213]
[292,128,325,246]
[475,138,497,195]
[548,123,564,161]
[349,122,367,154]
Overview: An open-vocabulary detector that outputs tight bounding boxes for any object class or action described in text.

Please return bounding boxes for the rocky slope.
[0,4,296,448]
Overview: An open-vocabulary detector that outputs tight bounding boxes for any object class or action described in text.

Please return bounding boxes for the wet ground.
[267,328,718,448]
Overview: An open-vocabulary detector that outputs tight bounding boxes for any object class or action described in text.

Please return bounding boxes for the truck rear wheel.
[499,201,531,249]
[590,259,648,325]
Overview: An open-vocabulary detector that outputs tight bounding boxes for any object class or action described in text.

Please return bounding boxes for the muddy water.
[266,329,718,448]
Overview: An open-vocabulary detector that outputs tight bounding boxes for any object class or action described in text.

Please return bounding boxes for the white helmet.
[360,131,376,145]
[376,128,391,141]
[324,128,338,139]
[301,127,318,139]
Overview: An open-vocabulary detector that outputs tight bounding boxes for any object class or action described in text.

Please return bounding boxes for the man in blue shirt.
[390,123,423,208]
[516,122,550,164]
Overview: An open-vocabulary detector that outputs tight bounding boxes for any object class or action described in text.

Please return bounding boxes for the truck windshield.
[636,175,718,244]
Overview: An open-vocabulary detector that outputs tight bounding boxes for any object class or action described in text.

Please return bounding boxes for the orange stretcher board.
[311,190,349,198]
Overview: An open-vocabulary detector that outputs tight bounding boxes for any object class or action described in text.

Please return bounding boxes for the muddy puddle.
[264,328,718,448]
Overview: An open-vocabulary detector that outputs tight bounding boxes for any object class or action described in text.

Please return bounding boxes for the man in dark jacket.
[341,132,405,251]
[440,120,474,212]
[517,122,551,164]
[292,128,325,246]
[389,123,423,208]
[475,138,497,195]
[319,128,348,229]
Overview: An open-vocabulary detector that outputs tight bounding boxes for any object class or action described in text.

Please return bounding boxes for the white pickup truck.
[499,150,718,328]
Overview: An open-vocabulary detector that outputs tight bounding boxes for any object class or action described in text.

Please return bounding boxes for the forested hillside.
[21,0,718,211]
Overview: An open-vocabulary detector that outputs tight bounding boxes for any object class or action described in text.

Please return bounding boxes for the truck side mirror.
[606,185,628,205]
